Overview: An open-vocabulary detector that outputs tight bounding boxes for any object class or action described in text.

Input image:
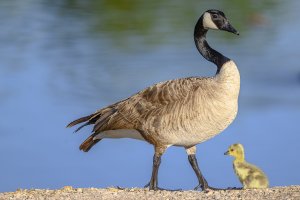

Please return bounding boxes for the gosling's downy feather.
[233,160,269,189]
[225,143,269,189]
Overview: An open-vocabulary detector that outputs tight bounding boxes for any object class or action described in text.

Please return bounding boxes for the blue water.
[1,0,300,192]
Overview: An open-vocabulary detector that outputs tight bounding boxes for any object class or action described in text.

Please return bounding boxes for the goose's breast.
[141,96,238,147]
[174,98,238,146]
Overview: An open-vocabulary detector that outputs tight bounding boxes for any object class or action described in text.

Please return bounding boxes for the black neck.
[194,16,230,73]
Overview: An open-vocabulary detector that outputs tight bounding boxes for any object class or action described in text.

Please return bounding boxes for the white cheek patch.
[203,12,219,30]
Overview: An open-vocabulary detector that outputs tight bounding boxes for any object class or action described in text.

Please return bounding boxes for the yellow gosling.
[224,143,269,189]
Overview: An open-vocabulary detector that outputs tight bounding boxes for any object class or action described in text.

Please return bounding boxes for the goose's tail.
[66,108,117,152]
[79,133,100,152]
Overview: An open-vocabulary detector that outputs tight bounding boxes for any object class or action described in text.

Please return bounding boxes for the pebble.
[0,186,299,200]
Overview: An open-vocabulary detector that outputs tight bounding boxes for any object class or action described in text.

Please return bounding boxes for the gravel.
[1,186,299,200]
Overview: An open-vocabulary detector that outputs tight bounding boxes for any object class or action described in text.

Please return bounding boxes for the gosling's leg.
[186,146,220,191]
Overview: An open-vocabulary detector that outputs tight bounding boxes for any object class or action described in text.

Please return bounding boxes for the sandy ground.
[1,186,299,200]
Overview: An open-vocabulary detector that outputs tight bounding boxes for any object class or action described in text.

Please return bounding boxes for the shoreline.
[1,185,299,200]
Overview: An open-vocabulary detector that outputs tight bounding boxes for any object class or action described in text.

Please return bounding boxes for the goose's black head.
[202,9,239,35]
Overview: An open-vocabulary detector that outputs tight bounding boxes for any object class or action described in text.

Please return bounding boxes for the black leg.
[144,151,182,191]
[145,146,164,190]
[188,154,208,190]
[143,153,162,190]
[188,154,221,191]
[226,187,243,190]
[148,153,161,190]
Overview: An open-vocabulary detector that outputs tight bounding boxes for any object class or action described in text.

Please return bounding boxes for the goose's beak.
[224,151,229,155]
[222,22,239,35]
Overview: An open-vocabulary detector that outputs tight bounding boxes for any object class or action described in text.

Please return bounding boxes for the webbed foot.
[144,182,181,191]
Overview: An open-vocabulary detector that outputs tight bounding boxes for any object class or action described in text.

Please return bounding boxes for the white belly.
[93,129,145,141]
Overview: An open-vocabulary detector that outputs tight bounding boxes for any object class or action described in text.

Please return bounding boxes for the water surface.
[0,0,299,192]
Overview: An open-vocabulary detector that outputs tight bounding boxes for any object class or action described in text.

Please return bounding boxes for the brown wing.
[107,77,202,129]
[67,77,204,151]
[68,77,201,132]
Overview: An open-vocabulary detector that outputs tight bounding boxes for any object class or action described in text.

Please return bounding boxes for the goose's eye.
[212,14,218,19]
[230,149,233,152]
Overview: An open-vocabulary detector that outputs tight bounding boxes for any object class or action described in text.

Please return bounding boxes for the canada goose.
[67,9,240,191]
[224,144,269,189]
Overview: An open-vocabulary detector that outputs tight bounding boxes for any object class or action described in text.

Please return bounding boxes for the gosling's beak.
[224,151,229,155]
[221,21,239,35]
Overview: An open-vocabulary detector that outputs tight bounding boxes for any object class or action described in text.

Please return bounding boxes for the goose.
[224,143,269,189]
[67,9,240,191]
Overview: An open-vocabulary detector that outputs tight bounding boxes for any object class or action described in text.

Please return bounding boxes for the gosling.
[224,143,269,189]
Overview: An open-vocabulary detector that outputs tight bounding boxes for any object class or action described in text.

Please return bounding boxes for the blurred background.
[1,0,300,192]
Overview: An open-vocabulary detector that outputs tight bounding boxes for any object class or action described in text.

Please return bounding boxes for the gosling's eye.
[230,149,233,152]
